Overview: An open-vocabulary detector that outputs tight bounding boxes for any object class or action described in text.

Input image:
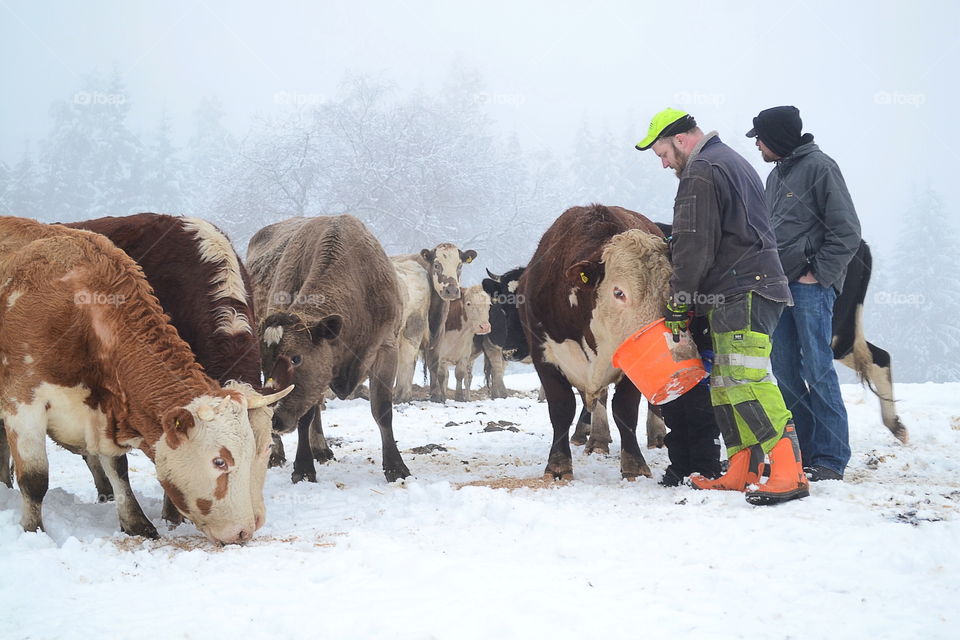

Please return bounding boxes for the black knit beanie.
[746,106,803,158]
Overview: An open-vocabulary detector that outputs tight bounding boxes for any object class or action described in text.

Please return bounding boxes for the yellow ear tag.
[466,257,473,263]
[175,419,180,428]
[580,272,589,284]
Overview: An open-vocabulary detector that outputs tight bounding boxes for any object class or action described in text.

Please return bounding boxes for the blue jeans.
[771,283,850,475]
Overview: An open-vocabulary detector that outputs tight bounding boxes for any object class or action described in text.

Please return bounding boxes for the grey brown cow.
[247,215,410,483]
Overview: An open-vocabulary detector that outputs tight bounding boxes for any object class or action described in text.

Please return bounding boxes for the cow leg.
[291,408,320,483]
[611,376,651,479]
[535,360,576,480]
[585,387,612,454]
[307,404,335,463]
[5,413,48,532]
[0,422,11,488]
[866,343,908,443]
[482,339,508,399]
[98,455,159,539]
[394,337,419,403]
[426,346,445,403]
[268,431,286,468]
[454,360,470,402]
[82,453,116,502]
[645,405,667,449]
[370,343,411,482]
[570,390,591,446]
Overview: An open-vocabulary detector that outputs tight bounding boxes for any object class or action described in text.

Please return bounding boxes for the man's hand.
[664,301,692,342]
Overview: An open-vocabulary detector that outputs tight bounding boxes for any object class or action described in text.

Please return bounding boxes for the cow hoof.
[384,465,411,483]
[313,448,335,464]
[569,434,587,446]
[584,442,611,455]
[269,434,287,468]
[122,519,159,540]
[542,472,573,482]
[291,470,317,484]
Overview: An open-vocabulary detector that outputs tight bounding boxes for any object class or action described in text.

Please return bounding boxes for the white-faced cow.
[518,205,672,480]
[392,243,477,403]
[656,222,908,444]
[432,285,492,402]
[483,264,667,450]
[246,215,410,484]
[0,217,290,544]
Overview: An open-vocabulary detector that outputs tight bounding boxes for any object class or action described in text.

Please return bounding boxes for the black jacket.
[765,138,861,292]
[669,132,791,313]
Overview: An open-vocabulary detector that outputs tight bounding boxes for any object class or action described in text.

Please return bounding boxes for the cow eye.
[291,355,303,366]
[213,457,228,470]
[613,287,626,300]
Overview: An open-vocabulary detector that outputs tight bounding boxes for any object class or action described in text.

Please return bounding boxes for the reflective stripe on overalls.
[708,292,792,456]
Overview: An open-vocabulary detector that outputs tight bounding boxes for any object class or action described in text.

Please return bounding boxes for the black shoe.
[804,465,843,482]
[658,467,687,487]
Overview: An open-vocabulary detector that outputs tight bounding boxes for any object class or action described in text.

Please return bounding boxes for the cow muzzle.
[476,322,491,335]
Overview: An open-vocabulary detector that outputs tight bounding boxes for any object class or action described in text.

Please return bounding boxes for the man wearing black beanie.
[748,106,862,482]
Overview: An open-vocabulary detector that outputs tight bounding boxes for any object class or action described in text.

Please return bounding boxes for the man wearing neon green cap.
[636,108,809,505]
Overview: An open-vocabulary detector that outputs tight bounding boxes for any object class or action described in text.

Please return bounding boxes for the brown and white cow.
[392,243,477,403]
[431,285,492,403]
[247,215,409,484]
[56,213,273,528]
[518,204,671,480]
[0,217,290,543]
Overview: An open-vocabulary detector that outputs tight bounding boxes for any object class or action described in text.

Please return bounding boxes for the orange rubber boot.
[745,424,810,505]
[690,444,764,492]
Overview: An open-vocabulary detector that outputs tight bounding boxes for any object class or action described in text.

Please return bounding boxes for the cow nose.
[477,322,491,335]
[444,284,460,299]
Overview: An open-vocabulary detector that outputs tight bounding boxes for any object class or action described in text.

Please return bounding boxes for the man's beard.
[671,141,690,179]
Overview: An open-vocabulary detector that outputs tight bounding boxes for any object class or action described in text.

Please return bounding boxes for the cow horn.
[247,385,295,409]
[485,268,501,282]
[197,405,215,421]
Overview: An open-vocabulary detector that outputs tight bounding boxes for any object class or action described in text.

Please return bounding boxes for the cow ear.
[308,314,342,343]
[481,278,500,297]
[461,249,477,264]
[161,407,195,449]
[420,248,436,263]
[565,261,603,290]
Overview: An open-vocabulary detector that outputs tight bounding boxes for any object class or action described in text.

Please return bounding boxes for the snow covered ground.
[2,372,959,639]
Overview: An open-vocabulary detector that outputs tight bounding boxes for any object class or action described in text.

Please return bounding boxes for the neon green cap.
[635,108,696,150]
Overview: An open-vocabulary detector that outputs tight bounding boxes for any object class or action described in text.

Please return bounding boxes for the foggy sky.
[2,0,957,253]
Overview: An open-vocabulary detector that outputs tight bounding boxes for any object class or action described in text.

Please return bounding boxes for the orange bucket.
[612,317,708,405]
